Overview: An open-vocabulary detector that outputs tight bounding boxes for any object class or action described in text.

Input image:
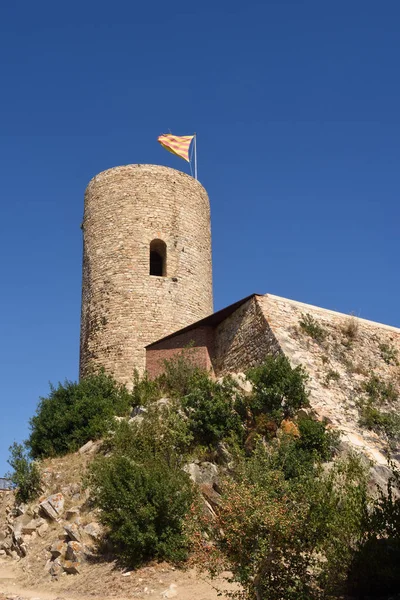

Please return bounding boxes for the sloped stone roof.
[257,294,400,467]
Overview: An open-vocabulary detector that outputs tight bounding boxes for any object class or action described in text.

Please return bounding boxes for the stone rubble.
[0,483,100,578]
[39,493,64,521]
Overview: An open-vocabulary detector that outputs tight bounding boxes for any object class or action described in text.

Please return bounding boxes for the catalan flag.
[157,133,194,163]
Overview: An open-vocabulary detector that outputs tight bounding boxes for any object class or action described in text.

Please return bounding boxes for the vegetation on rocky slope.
[4,352,400,599]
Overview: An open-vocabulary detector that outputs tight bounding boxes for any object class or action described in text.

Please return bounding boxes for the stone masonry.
[80,164,213,385]
[146,293,400,469]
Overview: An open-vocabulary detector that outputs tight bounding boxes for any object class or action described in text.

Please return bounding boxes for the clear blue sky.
[1,0,399,474]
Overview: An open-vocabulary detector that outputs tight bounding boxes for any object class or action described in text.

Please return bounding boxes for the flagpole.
[194,134,197,180]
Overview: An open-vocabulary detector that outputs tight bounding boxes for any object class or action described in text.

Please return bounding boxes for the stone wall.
[146,290,400,469]
[80,164,213,385]
[146,326,215,378]
[213,296,281,375]
[257,294,400,467]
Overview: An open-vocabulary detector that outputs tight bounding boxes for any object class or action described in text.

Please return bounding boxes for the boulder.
[66,540,83,562]
[199,483,222,509]
[64,522,81,542]
[216,442,234,466]
[37,520,49,537]
[230,372,253,396]
[40,493,65,520]
[12,514,32,543]
[184,462,219,487]
[61,482,81,497]
[78,440,94,454]
[14,503,27,516]
[279,419,300,438]
[0,539,11,552]
[22,518,46,535]
[83,522,102,540]
[131,405,147,418]
[297,407,315,420]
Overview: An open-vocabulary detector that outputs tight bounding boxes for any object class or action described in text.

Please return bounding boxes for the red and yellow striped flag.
[157,133,194,162]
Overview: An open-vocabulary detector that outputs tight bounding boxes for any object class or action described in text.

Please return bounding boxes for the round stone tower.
[79,164,213,385]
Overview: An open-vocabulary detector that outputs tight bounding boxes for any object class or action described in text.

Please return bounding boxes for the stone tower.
[79,164,213,385]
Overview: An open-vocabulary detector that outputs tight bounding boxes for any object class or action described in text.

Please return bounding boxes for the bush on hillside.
[181,372,244,447]
[28,371,132,458]
[192,448,370,600]
[104,403,193,467]
[131,369,161,407]
[87,454,194,566]
[247,416,339,481]
[299,313,327,342]
[296,416,340,461]
[347,466,400,597]
[362,374,398,404]
[359,404,400,448]
[7,442,42,503]
[133,350,245,449]
[246,354,309,422]
[87,400,195,566]
[158,347,204,398]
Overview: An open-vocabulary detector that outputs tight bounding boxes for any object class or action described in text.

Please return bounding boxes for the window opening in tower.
[150,240,167,276]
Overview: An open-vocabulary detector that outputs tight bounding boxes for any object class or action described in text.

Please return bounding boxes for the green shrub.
[131,370,161,407]
[299,313,327,342]
[28,371,132,458]
[193,448,369,600]
[297,416,339,461]
[105,403,193,467]
[7,442,42,503]
[273,437,320,480]
[325,369,340,386]
[359,404,400,447]
[87,398,195,566]
[87,455,194,566]
[246,354,309,421]
[362,374,397,404]
[347,466,400,597]
[265,418,338,480]
[181,373,243,448]
[379,342,399,366]
[358,374,399,447]
[158,347,204,397]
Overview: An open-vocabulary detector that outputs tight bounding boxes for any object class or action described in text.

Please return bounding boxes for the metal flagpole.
[194,134,197,180]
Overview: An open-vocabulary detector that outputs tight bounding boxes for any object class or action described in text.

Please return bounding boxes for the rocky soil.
[0,439,234,600]
[0,555,233,600]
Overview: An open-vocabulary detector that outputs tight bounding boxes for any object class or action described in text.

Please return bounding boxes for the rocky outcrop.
[0,450,102,578]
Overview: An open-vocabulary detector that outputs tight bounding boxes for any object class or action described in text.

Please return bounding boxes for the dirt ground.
[0,556,235,600]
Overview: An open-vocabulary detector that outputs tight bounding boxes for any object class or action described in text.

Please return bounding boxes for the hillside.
[257,294,400,471]
[1,349,400,599]
[0,447,232,600]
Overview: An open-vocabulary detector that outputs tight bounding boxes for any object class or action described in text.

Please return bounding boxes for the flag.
[157,133,194,162]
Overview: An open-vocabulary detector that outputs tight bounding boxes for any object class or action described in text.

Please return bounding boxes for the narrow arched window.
[150,239,167,276]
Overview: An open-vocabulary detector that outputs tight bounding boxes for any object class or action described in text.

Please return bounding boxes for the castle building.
[79,164,213,385]
[145,291,400,471]
[79,164,400,470]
